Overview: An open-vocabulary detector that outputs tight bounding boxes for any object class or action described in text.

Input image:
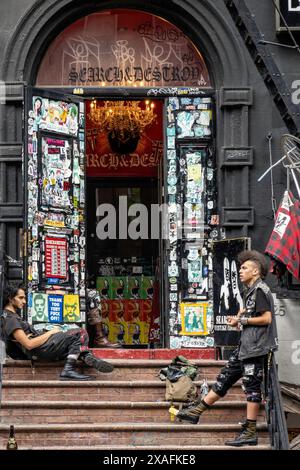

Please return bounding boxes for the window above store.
[35,9,211,88]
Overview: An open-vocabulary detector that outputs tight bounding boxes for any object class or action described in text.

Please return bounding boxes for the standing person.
[170,250,278,447]
[1,284,114,380]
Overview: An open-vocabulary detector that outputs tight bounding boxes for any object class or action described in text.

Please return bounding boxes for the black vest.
[238,279,278,360]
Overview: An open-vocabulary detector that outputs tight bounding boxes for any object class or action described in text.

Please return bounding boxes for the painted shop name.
[69,66,207,85]
[87,153,160,169]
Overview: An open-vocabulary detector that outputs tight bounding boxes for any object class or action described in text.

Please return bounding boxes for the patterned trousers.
[211,348,266,403]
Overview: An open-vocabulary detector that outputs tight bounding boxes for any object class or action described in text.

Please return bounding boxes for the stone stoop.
[0,359,271,450]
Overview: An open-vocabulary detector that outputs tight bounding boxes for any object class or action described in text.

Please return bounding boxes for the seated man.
[1,284,114,380]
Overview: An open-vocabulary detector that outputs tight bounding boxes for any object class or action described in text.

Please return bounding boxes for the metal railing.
[265,354,290,450]
[0,251,8,407]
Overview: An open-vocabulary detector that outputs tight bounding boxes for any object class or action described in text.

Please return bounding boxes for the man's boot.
[170,399,210,424]
[80,352,114,373]
[60,358,91,381]
[93,323,121,348]
[225,420,258,447]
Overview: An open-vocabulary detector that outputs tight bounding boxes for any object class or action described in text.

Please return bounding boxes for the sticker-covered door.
[25,89,86,328]
[164,94,216,349]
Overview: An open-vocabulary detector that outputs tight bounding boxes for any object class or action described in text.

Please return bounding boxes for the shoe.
[81,352,114,373]
[169,400,209,424]
[60,358,91,381]
[225,421,258,447]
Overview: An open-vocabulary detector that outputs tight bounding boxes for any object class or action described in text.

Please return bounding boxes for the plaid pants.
[30,328,89,361]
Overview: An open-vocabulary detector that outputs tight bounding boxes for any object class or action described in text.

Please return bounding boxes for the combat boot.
[60,358,91,381]
[170,399,210,424]
[80,352,114,373]
[225,420,258,447]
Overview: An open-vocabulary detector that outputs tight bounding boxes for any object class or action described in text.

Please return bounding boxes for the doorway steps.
[0,357,271,450]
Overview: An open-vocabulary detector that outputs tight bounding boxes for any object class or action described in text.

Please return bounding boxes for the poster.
[40,137,72,210]
[33,97,78,136]
[212,238,250,346]
[48,295,63,323]
[45,236,68,279]
[32,293,48,322]
[63,294,80,322]
[180,302,208,336]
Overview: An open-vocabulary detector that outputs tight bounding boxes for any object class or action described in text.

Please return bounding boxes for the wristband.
[239,317,249,326]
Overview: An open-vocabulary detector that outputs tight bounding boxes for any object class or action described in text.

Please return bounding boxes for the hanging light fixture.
[88,100,156,153]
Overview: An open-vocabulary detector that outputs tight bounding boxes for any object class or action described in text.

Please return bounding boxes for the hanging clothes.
[265,190,300,281]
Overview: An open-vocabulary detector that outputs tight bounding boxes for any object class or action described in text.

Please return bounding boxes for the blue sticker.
[48,295,63,323]
[47,278,59,284]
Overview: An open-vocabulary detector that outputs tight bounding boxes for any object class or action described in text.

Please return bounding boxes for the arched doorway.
[3,2,252,354]
[24,9,217,350]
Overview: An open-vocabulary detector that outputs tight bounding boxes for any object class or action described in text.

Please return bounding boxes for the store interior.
[86,99,163,347]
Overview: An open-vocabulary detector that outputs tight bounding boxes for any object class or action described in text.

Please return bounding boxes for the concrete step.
[2,379,245,401]
[0,400,266,425]
[3,359,226,381]
[0,423,269,448]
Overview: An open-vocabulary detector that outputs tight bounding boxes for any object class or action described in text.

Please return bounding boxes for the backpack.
[165,375,198,402]
[159,355,198,402]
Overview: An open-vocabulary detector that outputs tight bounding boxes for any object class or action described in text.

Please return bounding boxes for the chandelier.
[88,100,157,153]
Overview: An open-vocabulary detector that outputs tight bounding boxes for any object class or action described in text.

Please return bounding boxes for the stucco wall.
[275,297,300,385]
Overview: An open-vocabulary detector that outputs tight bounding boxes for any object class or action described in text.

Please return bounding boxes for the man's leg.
[225,356,265,446]
[170,348,243,424]
[33,331,92,380]
[69,328,114,373]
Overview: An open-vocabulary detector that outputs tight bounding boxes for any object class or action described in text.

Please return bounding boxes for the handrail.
[0,251,8,407]
[265,354,290,450]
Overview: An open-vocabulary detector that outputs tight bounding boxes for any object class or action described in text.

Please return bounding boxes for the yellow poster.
[63,294,80,322]
[180,302,208,336]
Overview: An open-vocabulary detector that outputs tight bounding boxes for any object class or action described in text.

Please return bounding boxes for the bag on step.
[159,355,198,402]
[165,375,198,402]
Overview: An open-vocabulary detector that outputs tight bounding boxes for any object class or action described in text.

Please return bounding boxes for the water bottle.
[200,378,209,399]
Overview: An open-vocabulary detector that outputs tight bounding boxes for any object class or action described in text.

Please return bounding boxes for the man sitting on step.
[0,284,114,380]
[169,250,278,447]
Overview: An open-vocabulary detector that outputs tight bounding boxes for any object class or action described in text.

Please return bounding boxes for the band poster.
[212,238,250,346]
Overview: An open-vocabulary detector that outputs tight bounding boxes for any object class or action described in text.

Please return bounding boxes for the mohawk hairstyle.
[237,250,269,279]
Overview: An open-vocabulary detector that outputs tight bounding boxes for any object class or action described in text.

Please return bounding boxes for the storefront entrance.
[22,8,224,352]
[85,98,163,347]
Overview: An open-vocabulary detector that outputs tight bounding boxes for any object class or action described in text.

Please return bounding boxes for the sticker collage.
[166,96,217,349]
[26,96,86,330]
